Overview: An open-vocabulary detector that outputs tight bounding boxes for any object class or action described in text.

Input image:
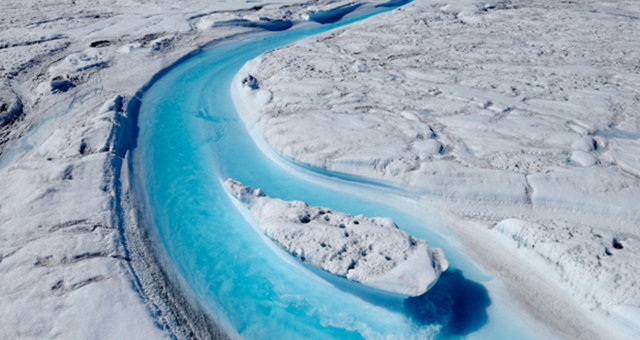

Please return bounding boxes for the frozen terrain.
[234,0,640,338]
[3,0,639,338]
[133,16,549,338]
[0,0,388,338]
[225,179,448,296]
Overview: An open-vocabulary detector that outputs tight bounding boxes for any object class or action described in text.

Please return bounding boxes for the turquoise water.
[133,8,538,340]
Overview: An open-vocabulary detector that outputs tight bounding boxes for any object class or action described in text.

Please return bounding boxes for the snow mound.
[224,179,448,296]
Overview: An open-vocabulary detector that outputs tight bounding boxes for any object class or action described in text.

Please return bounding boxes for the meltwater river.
[133,5,541,340]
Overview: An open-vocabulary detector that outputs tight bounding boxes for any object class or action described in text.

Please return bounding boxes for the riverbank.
[134,13,549,337]
[0,1,384,338]
[233,0,640,338]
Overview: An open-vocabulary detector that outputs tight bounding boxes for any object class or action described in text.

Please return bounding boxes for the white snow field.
[234,0,640,339]
[3,0,640,338]
[0,0,388,339]
[225,179,448,296]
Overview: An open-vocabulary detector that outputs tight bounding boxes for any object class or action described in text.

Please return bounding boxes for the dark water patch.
[613,238,624,250]
[215,18,294,31]
[376,0,411,8]
[90,40,112,48]
[306,4,362,24]
[405,269,491,337]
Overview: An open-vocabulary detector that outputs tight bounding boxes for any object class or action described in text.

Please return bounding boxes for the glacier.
[1,0,640,339]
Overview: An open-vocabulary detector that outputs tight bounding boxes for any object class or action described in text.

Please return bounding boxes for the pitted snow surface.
[225,179,448,296]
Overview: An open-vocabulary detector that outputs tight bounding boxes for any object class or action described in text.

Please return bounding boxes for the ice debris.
[224,179,448,296]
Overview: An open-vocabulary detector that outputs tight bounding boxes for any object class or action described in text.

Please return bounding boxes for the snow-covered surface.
[225,179,448,296]
[0,93,170,339]
[3,0,640,337]
[234,0,640,338]
[0,0,388,338]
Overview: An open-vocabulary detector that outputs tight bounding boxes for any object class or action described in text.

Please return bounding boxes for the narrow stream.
[132,5,540,340]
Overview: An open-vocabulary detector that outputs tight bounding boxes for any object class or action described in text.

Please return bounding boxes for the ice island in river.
[225,179,448,296]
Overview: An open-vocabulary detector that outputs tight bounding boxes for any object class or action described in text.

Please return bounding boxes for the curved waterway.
[133,6,541,340]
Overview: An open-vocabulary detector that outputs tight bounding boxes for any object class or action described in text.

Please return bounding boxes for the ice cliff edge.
[224,179,448,296]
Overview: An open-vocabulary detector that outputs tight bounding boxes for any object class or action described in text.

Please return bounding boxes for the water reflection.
[405,269,491,337]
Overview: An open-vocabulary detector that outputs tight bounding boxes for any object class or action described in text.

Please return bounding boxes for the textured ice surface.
[225,179,448,296]
[234,0,640,338]
[0,94,169,339]
[0,0,381,338]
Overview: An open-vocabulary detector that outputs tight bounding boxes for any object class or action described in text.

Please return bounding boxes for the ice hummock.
[224,179,448,296]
